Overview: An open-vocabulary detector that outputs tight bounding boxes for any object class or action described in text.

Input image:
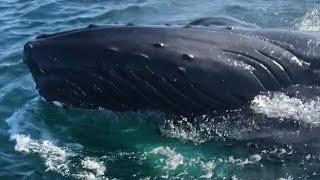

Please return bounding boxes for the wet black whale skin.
[23,18,320,115]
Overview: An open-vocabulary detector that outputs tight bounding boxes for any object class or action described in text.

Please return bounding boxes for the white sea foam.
[9,98,228,179]
[278,175,293,180]
[297,8,320,31]
[199,161,215,178]
[142,146,265,179]
[11,134,72,176]
[142,146,219,178]
[5,98,109,180]
[159,118,206,144]
[0,60,22,67]
[81,157,106,176]
[148,146,184,170]
[228,154,262,166]
[250,92,320,126]
[159,111,256,144]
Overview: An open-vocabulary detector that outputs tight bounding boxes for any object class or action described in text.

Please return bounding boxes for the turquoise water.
[1,0,320,179]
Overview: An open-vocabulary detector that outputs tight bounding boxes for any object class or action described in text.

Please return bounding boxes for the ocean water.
[1,0,320,179]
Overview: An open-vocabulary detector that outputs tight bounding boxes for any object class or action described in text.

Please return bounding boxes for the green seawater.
[1,0,320,179]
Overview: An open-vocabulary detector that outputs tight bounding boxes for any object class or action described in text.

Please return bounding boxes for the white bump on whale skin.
[182,54,194,61]
[153,42,164,48]
[52,101,63,107]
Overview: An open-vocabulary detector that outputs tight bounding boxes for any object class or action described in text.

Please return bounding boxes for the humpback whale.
[23,17,320,115]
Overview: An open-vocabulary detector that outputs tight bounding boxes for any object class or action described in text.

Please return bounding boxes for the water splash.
[5,98,109,180]
[160,91,320,146]
[147,146,184,170]
[11,134,74,177]
[297,8,320,31]
[81,157,106,176]
[159,117,208,144]
[141,146,218,178]
[250,92,320,126]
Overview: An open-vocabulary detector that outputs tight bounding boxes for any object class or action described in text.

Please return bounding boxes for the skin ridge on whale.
[23,18,320,115]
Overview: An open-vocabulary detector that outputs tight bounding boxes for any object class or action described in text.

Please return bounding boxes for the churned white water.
[6,98,108,180]
[297,8,320,31]
[250,92,320,126]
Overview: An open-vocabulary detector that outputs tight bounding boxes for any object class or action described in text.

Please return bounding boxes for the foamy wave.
[160,91,320,144]
[6,98,108,180]
[159,110,256,144]
[159,117,207,144]
[141,146,265,179]
[278,175,294,180]
[11,134,73,176]
[0,60,22,68]
[199,161,215,179]
[297,8,320,31]
[81,157,106,176]
[228,154,262,166]
[147,146,184,170]
[250,92,320,126]
[142,146,217,177]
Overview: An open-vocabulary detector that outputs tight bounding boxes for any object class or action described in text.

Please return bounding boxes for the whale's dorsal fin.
[187,16,258,29]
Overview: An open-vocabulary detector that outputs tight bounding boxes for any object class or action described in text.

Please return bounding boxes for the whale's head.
[23,25,320,114]
[23,25,269,113]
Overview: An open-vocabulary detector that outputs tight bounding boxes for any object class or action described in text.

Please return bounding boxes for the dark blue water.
[1,0,320,179]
